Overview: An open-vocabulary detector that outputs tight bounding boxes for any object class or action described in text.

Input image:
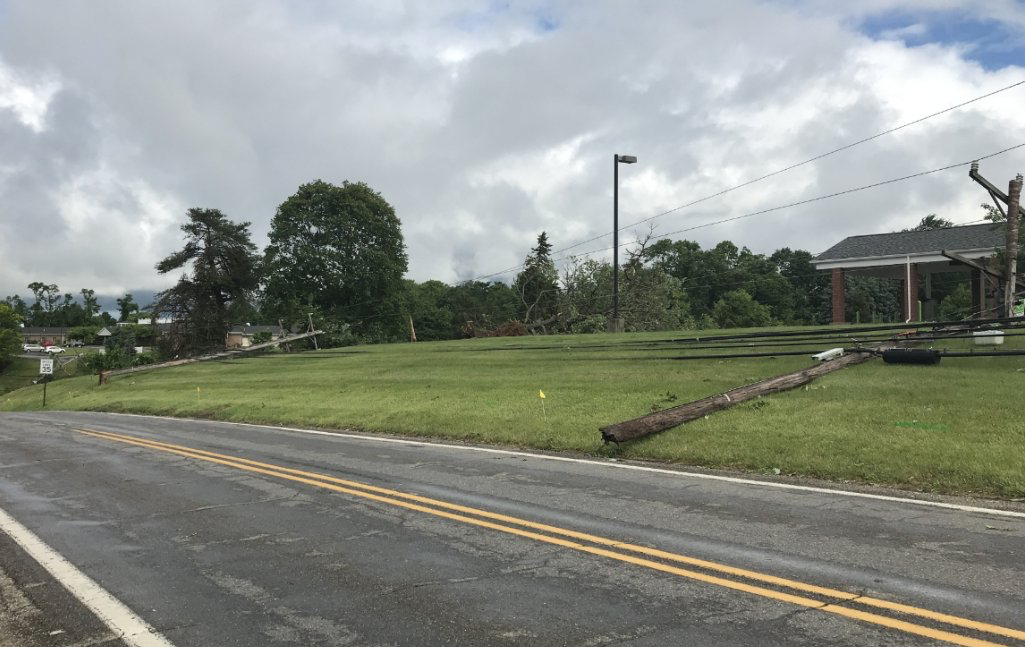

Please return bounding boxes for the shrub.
[712,290,774,328]
[938,283,972,321]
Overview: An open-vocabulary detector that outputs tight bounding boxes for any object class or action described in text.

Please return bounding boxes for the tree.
[442,280,519,337]
[905,214,953,231]
[770,248,830,325]
[0,303,22,368]
[514,232,560,330]
[3,295,29,322]
[845,276,901,323]
[80,289,100,319]
[27,282,60,326]
[938,283,972,321]
[68,324,100,345]
[712,289,773,328]
[154,208,260,354]
[263,180,408,342]
[116,293,138,322]
[402,280,455,341]
[562,233,688,333]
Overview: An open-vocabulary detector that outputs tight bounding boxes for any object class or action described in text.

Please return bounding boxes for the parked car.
[44,346,66,354]
[67,339,86,347]
[23,343,44,352]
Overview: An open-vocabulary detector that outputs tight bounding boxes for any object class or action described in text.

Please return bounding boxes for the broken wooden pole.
[599,352,875,444]
[100,329,324,381]
[1005,174,1023,317]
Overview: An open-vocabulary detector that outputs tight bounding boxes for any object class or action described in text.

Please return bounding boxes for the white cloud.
[0,0,1023,301]
[0,60,59,133]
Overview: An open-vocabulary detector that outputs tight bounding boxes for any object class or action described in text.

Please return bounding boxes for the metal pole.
[613,154,619,323]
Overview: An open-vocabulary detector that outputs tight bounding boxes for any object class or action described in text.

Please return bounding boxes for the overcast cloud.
[0,0,1023,304]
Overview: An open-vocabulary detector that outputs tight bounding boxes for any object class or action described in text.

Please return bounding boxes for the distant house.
[225,324,286,349]
[97,327,113,346]
[21,327,70,345]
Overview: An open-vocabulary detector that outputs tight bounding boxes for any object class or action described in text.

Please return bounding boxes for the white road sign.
[39,358,54,375]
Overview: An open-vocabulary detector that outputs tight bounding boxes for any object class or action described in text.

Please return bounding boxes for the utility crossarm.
[941,249,1007,281]
[970,162,1025,218]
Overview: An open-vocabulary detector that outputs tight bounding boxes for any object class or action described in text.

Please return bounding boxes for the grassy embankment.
[0,358,38,394]
[1,328,1023,498]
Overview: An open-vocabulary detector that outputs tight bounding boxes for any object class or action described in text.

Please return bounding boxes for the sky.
[1,0,1024,307]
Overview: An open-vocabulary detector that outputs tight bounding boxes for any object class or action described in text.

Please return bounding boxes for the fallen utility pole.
[600,351,875,443]
[99,329,323,385]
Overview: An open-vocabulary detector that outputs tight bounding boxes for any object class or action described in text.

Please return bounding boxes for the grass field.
[0,358,39,394]
[2,327,1023,498]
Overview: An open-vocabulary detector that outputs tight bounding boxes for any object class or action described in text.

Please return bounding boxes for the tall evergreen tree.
[514,232,560,330]
[154,208,260,355]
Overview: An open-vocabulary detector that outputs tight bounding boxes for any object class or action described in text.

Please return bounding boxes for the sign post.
[39,358,53,407]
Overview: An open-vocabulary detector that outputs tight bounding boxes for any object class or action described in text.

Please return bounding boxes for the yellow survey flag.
[538,389,545,399]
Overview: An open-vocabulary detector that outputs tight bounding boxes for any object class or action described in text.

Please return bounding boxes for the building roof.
[816,223,1005,262]
[227,324,283,335]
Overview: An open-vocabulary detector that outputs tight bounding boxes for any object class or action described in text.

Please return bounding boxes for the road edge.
[0,505,176,647]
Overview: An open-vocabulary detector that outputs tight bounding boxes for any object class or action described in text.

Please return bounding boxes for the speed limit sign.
[39,358,54,375]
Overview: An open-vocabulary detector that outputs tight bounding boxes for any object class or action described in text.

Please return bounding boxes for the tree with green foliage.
[561,240,688,333]
[27,282,61,326]
[770,248,830,325]
[402,280,458,341]
[845,276,901,323]
[0,303,22,368]
[514,232,560,331]
[68,324,101,345]
[905,214,953,231]
[80,289,100,319]
[5,285,106,327]
[154,208,261,355]
[938,283,973,321]
[712,289,773,328]
[263,180,408,343]
[3,295,29,322]
[116,293,138,322]
[442,280,519,337]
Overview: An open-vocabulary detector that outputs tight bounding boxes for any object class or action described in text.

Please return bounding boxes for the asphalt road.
[0,411,1023,646]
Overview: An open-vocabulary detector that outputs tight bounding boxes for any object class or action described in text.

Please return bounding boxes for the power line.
[296,143,1023,325]
[468,80,1025,282]
[542,142,1025,270]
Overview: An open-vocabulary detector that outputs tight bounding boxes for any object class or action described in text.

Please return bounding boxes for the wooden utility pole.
[600,352,875,443]
[1005,174,1023,316]
[408,315,417,342]
[307,312,319,350]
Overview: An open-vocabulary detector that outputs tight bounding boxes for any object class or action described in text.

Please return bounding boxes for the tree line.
[3,182,984,366]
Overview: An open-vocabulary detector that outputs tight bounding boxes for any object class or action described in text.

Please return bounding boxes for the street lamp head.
[616,155,637,164]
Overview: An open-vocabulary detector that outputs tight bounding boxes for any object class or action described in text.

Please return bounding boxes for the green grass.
[0,358,40,394]
[2,327,1023,498]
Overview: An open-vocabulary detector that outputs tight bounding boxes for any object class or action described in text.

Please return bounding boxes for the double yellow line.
[73,428,1023,647]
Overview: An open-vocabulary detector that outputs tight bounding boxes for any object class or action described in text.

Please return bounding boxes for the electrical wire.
[467,80,1025,281]
[272,144,1023,328]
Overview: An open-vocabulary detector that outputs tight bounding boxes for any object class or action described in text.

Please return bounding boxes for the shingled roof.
[816,223,1005,261]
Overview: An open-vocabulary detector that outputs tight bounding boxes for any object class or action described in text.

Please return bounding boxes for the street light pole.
[612,153,636,333]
